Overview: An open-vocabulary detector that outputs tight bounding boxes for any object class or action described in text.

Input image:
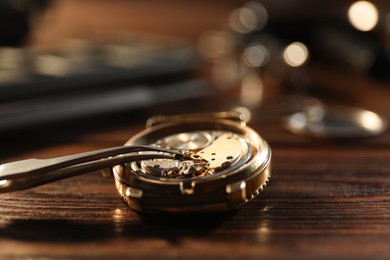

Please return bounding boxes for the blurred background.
[0,0,389,133]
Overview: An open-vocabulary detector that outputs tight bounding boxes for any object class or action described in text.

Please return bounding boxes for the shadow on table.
[0,210,239,243]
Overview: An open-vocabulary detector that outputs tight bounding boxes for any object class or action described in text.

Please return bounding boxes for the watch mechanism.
[132,130,250,179]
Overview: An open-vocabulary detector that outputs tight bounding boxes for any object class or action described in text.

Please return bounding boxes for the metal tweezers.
[0,145,182,193]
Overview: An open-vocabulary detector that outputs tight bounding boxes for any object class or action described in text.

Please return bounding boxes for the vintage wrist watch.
[114,112,271,213]
[0,112,271,213]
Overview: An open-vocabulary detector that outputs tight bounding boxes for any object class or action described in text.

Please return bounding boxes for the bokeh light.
[229,1,268,33]
[283,42,309,67]
[348,1,379,32]
[243,43,269,68]
[358,110,385,132]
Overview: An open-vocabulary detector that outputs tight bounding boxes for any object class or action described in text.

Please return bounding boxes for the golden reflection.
[256,219,271,242]
[112,208,125,233]
[254,205,274,242]
[283,42,309,67]
[257,225,270,234]
[348,1,379,32]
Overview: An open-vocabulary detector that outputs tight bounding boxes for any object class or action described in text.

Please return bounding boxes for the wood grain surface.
[1,73,390,259]
[2,1,390,258]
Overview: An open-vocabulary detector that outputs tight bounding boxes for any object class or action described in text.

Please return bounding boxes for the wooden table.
[2,1,390,258]
[1,66,390,258]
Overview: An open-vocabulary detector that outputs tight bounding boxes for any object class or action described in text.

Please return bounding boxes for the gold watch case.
[113,112,271,213]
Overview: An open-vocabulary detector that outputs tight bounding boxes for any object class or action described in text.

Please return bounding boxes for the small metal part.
[125,187,143,198]
[226,180,247,205]
[195,132,247,172]
[138,131,248,179]
[180,181,195,195]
